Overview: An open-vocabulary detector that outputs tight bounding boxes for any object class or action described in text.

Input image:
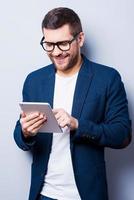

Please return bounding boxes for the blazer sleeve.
[14,75,37,151]
[74,70,132,148]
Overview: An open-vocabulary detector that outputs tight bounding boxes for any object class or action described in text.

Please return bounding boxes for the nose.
[52,45,63,56]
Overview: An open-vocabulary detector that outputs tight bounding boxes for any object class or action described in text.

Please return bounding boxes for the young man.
[14,7,131,200]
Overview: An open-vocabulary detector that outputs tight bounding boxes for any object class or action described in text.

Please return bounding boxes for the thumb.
[21,111,26,118]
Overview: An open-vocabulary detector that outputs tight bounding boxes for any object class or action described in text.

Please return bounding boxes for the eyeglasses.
[40,32,80,52]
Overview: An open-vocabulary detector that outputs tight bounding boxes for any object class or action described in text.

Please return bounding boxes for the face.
[42,24,84,74]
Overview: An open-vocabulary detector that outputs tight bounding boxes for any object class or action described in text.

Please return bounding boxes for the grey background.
[0,1,133,199]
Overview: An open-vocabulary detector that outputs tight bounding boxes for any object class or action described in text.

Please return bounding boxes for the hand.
[53,108,78,131]
[20,112,47,138]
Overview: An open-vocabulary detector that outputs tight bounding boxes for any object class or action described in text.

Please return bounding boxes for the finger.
[58,117,70,128]
[53,108,65,117]
[52,108,61,114]
[21,114,46,130]
[31,121,46,134]
[24,112,40,123]
[23,121,44,137]
[26,122,45,137]
[26,118,46,133]
[59,122,70,129]
[54,110,67,121]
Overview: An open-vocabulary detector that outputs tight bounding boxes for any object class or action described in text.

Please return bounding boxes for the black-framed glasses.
[40,32,80,52]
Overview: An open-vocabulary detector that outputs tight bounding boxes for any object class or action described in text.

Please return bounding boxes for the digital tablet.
[19,102,62,133]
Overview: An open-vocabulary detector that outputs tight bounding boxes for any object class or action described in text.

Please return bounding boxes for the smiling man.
[42,25,83,76]
[14,7,131,200]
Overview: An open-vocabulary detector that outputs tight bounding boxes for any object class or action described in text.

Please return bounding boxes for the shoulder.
[90,60,120,77]
[82,55,123,91]
[26,63,54,81]
[90,61,124,95]
[83,55,121,81]
[22,63,55,91]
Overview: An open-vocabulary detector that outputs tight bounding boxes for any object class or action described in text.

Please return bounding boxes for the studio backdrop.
[0,1,133,200]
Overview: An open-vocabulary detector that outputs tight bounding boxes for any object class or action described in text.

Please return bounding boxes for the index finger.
[22,112,40,122]
[52,108,64,114]
[52,109,59,114]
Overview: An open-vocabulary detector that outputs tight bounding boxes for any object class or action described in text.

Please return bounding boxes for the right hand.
[20,112,47,138]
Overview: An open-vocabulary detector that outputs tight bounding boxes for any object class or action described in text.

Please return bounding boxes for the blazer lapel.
[72,57,94,119]
[40,65,55,108]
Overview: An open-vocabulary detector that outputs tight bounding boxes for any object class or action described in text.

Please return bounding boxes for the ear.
[78,32,85,47]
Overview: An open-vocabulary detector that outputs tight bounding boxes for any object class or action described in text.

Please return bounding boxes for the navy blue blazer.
[14,55,131,200]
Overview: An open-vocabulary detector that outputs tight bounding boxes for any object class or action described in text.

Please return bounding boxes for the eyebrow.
[42,37,73,43]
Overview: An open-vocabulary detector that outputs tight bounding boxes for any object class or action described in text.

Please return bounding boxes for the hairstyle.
[41,7,83,36]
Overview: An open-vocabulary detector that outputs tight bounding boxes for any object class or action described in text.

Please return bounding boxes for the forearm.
[75,118,131,148]
[14,120,36,151]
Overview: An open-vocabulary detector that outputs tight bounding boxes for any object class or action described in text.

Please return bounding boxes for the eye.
[45,42,53,47]
[59,41,69,46]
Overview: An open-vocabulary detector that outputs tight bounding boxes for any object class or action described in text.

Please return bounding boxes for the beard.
[48,49,80,73]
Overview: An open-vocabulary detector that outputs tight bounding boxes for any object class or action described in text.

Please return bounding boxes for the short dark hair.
[41,7,83,36]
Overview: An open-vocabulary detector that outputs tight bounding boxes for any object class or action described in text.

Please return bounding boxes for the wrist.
[75,118,79,129]
[71,117,79,130]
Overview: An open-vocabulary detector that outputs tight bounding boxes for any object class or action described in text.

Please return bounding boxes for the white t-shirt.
[41,72,81,200]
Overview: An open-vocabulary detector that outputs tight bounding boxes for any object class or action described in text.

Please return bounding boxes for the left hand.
[53,108,78,131]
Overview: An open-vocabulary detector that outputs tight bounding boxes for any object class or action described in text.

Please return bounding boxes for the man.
[14,7,131,200]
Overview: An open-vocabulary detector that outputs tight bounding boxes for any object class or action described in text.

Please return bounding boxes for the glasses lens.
[58,41,70,51]
[43,42,54,51]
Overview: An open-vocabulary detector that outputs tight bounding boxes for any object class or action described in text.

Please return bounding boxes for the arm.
[14,119,36,151]
[75,71,131,148]
[14,75,47,151]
